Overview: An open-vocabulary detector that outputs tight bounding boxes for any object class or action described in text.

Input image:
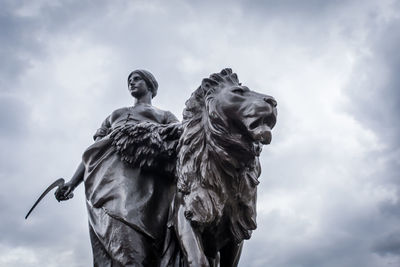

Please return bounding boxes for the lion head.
[178,68,277,188]
[176,68,277,242]
[204,71,277,145]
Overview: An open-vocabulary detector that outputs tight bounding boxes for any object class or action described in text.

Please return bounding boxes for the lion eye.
[232,87,246,95]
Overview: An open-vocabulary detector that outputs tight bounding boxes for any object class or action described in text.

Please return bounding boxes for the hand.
[54,181,74,202]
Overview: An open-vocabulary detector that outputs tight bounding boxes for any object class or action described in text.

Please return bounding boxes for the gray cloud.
[342,7,400,260]
[0,95,29,137]
[347,18,400,147]
[0,7,42,89]
[0,0,115,91]
[374,232,400,257]
[1,0,400,266]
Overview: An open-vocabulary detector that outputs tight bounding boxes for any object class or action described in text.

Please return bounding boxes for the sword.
[25,178,73,219]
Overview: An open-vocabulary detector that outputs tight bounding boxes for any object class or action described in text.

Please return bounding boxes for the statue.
[160,68,277,266]
[26,68,277,267]
[55,69,179,266]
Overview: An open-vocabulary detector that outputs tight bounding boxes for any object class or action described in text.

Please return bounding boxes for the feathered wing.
[110,121,182,175]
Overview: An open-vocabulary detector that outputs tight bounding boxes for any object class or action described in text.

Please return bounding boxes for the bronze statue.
[55,69,179,266]
[160,68,277,266]
[26,68,277,267]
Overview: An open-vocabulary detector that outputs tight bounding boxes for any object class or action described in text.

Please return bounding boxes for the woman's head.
[127,69,158,98]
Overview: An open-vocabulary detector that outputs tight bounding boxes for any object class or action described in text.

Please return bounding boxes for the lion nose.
[263,96,277,107]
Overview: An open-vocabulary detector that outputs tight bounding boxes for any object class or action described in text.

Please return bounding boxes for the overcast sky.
[1,0,400,266]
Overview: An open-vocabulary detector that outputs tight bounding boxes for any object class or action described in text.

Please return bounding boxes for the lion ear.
[231,73,238,82]
[201,78,218,90]
[221,68,232,75]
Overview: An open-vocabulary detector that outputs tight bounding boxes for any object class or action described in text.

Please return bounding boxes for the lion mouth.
[247,113,276,145]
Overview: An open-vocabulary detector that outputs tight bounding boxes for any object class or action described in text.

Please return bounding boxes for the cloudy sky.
[1,0,400,266]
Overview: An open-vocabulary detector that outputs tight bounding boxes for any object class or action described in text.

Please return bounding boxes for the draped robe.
[82,104,178,266]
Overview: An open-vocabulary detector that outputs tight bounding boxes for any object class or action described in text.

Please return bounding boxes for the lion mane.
[176,68,262,242]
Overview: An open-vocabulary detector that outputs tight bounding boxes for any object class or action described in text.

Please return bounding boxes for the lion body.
[169,69,277,266]
[176,96,261,242]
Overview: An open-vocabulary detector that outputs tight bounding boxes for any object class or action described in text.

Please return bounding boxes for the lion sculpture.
[112,68,277,266]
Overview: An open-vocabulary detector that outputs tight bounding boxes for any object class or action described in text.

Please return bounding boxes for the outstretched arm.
[55,162,84,201]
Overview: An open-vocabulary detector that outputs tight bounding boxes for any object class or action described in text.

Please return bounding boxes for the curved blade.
[25,178,65,219]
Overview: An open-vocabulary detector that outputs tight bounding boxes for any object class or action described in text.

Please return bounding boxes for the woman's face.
[128,73,150,98]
